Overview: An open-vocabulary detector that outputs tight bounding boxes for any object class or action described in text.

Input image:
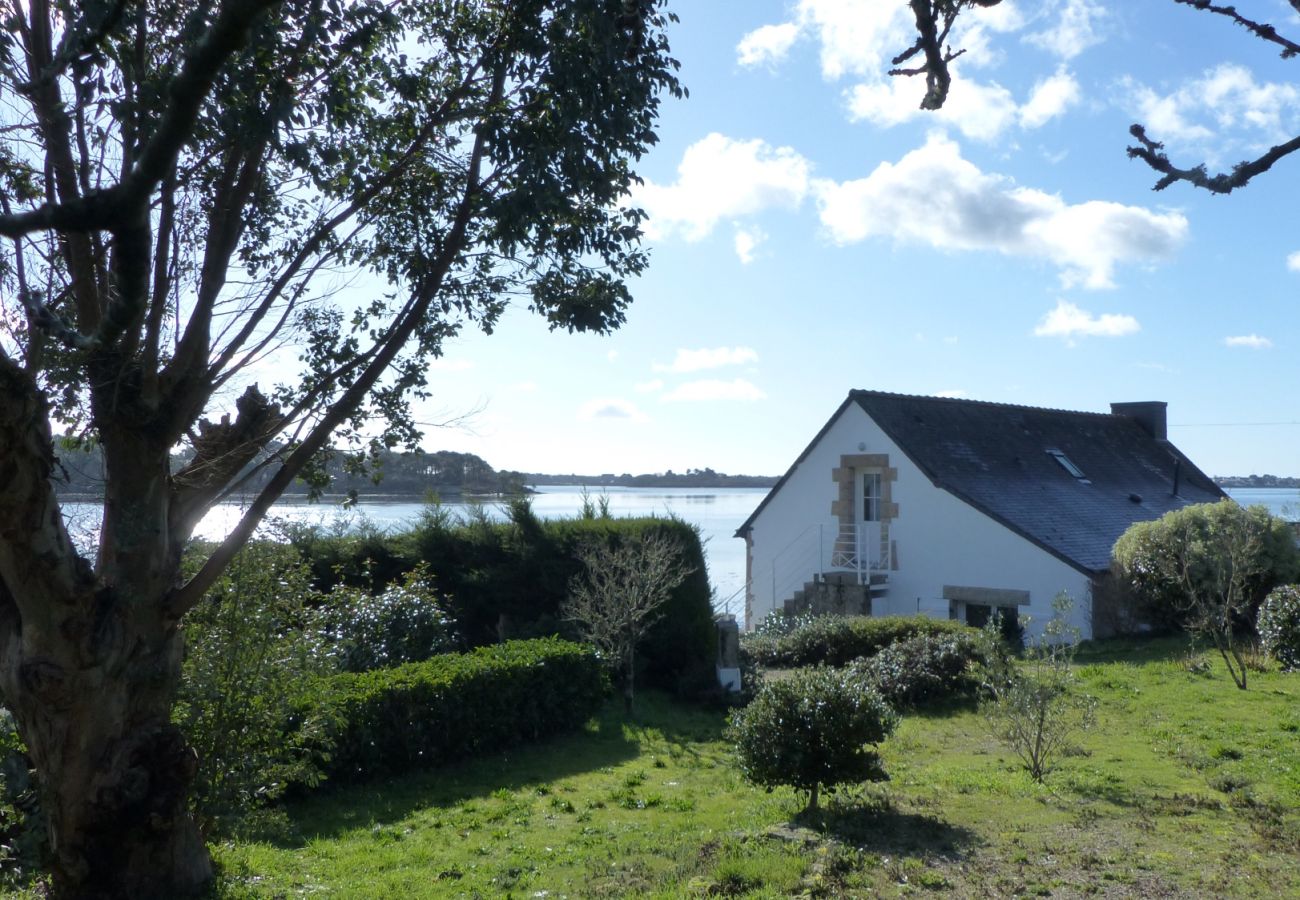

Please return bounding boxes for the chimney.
[1111,401,1167,440]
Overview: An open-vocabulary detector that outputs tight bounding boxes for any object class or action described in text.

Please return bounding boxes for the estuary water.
[64,485,771,615]
[58,485,1297,617]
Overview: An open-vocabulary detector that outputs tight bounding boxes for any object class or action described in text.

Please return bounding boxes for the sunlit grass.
[212,635,1300,898]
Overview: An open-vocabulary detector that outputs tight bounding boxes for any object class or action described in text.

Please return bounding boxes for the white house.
[736,391,1225,640]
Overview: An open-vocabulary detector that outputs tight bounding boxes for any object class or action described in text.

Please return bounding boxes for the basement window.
[1046,448,1086,480]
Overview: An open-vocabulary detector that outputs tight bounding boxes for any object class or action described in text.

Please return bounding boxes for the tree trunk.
[0,596,211,899]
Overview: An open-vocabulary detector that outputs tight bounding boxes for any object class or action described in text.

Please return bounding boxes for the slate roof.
[738,390,1227,575]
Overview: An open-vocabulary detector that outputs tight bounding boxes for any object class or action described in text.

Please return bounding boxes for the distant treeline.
[515,468,777,488]
[1216,475,1300,489]
[51,441,776,498]
[53,444,525,498]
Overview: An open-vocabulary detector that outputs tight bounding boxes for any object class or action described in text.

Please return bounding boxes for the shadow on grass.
[1073,633,1190,665]
[798,794,980,860]
[271,691,727,847]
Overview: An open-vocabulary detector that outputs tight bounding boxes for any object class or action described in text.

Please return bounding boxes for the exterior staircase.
[782,570,887,617]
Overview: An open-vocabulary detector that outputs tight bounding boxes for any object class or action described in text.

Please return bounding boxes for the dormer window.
[1046,448,1086,480]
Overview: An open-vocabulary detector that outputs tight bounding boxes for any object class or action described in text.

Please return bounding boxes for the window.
[1046,448,1086,480]
[861,472,882,521]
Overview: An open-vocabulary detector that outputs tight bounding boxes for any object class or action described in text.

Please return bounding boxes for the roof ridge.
[850,389,1119,419]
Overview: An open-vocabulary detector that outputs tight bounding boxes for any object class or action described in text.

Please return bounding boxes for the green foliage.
[312,563,458,672]
[980,595,1096,783]
[749,608,820,638]
[1113,500,1300,631]
[729,666,897,813]
[175,542,336,837]
[742,614,975,669]
[1259,585,1300,671]
[295,512,716,695]
[1112,500,1299,689]
[0,709,44,890]
[308,639,607,782]
[851,632,987,709]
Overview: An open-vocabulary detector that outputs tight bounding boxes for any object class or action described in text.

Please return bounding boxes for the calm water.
[64,486,769,615]
[1224,487,1300,520]
[59,485,1297,616]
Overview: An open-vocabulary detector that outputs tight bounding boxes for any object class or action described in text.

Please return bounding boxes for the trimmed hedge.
[307,638,606,782]
[743,615,975,669]
[292,508,716,695]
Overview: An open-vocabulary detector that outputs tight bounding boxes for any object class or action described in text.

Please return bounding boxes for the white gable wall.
[746,402,1095,640]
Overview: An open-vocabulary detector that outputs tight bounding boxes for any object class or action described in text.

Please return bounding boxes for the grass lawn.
[213,636,1300,898]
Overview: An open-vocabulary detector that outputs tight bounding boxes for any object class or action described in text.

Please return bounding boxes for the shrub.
[308,638,606,781]
[175,541,335,837]
[312,563,458,672]
[1112,500,1300,689]
[851,632,986,708]
[1259,585,1300,671]
[750,608,820,638]
[742,615,975,669]
[0,708,45,891]
[729,666,897,813]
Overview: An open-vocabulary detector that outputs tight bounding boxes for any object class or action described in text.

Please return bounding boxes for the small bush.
[0,708,45,891]
[312,563,458,672]
[851,632,986,708]
[308,638,606,781]
[750,608,820,638]
[176,541,335,837]
[1259,585,1300,671]
[743,615,975,669]
[729,666,897,813]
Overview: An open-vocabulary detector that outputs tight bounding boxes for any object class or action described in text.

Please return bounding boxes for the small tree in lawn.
[730,666,897,815]
[981,594,1096,783]
[563,530,694,713]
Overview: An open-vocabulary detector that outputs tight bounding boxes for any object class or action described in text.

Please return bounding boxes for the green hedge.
[291,507,716,695]
[742,615,976,669]
[308,638,607,782]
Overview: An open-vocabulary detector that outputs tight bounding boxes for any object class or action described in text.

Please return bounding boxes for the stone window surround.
[829,453,899,570]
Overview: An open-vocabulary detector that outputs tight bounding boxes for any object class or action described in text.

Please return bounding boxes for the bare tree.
[0,0,682,894]
[563,531,695,714]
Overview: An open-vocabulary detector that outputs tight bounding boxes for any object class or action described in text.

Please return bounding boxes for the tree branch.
[166,61,508,620]
[1173,0,1300,58]
[1127,123,1300,193]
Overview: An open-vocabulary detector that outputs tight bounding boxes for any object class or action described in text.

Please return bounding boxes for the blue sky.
[416,1,1300,478]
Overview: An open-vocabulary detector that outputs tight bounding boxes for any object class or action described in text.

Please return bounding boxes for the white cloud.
[1125,65,1300,158]
[661,379,767,403]
[577,398,649,422]
[654,347,759,374]
[1026,0,1107,60]
[935,389,968,399]
[1286,250,1300,272]
[737,22,800,67]
[734,226,766,264]
[1019,68,1080,128]
[848,76,1023,142]
[1033,300,1139,339]
[815,133,1188,289]
[1224,334,1273,349]
[510,381,538,393]
[606,350,618,362]
[634,378,664,394]
[632,134,810,242]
